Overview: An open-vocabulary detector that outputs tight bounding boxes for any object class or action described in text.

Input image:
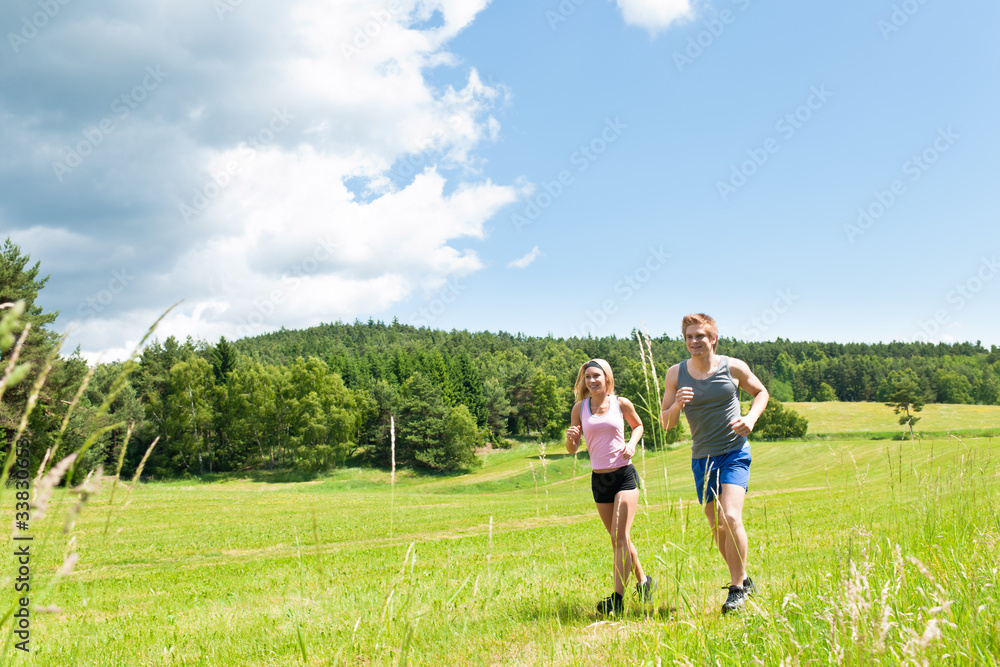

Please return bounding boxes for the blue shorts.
[692,441,751,504]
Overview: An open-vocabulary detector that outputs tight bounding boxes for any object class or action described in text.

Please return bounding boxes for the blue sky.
[2,0,998,359]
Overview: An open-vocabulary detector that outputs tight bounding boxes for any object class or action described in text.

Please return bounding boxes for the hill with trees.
[4,237,999,479]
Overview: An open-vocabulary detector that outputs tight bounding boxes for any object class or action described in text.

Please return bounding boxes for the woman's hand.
[618,397,642,460]
[623,440,635,459]
[566,425,581,448]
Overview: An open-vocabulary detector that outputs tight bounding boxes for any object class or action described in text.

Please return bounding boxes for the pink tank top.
[582,394,628,470]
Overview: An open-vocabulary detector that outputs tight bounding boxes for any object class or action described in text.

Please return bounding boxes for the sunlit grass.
[785,401,1000,436]
[6,432,999,665]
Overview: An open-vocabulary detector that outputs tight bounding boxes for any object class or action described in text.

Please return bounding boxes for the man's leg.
[703,498,728,562]
[715,483,748,587]
[701,463,732,567]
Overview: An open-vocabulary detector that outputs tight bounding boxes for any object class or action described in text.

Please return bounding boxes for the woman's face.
[584,366,607,394]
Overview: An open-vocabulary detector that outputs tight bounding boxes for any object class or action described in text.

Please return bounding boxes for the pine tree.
[448,350,487,427]
[212,337,238,384]
[0,238,79,460]
[358,378,399,464]
[397,373,450,469]
[0,238,59,335]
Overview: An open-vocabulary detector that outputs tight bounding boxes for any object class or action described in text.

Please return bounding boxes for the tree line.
[55,321,1000,477]
[3,237,999,479]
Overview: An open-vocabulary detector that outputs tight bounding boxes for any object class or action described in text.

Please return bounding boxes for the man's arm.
[728,358,769,437]
[659,364,690,430]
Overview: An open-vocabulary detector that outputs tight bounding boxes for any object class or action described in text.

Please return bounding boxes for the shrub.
[751,397,808,440]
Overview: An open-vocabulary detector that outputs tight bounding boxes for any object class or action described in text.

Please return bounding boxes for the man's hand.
[729,416,755,438]
[675,387,694,410]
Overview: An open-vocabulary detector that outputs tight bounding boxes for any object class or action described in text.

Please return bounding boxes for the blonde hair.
[681,313,719,351]
[573,358,615,402]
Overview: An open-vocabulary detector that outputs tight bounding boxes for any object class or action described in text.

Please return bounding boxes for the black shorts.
[591,464,640,504]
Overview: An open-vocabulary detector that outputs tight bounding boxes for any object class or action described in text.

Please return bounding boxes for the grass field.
[3,422,1000,664]
[785,401,1000,437]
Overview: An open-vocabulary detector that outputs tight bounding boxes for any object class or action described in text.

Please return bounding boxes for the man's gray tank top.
[677,356,747,458]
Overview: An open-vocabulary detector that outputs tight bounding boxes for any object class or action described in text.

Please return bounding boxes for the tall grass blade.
[0,316,30,404]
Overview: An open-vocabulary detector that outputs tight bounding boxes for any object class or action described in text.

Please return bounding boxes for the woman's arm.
[565,402,583,453]
[618,396,643,458]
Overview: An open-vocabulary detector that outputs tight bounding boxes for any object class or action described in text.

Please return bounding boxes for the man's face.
[684,324,716,357]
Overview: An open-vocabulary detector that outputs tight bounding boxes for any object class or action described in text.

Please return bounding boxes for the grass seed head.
[64,465,103,533]
[30,452,78,523]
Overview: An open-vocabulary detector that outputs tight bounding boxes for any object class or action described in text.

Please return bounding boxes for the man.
[660,313,768,613]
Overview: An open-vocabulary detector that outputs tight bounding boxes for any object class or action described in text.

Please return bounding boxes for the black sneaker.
[721,584,746,614]
[636,575,656,601]
[743,576,756,597]
[596,592,624,615]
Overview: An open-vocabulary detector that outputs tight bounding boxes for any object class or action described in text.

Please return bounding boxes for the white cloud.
[614,0,694,34]
[507,246,543,269]
[66,144,519,359]
[0,0,521,359]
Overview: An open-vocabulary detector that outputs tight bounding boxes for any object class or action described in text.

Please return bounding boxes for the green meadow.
[786,402,1000,438]
[4,411,1000,666]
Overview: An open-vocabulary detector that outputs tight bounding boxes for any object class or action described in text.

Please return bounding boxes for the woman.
[565,358,655,615]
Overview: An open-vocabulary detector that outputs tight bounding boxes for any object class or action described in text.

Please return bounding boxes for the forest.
[3,238,1000,479]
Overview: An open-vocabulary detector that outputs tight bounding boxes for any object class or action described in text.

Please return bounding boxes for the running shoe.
[596,592,624,615]
[721,584,746,614]
[743,576,756,597]
[636,575,656,601]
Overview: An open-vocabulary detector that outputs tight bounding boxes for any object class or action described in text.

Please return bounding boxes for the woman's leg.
[596,489,644,594]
